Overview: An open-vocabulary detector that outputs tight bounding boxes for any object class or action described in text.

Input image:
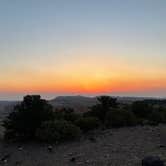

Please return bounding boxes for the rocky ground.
[0,125,166,166]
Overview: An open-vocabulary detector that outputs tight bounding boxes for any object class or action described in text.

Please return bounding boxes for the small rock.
[85,160,90,164]
[18,146,23,151]
[68,152,74,156]
[70,157,76,162]
[1,153,11,163]
[142,156,164,166]
[104,154,110,158]
[89,137,96,142]
[47,145,53,152]
[77,162,84,165]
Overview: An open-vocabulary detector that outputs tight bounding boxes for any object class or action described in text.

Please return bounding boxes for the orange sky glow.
[0,1,166,99]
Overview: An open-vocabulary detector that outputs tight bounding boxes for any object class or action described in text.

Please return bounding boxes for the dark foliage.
[105,109,137,127]
[36,120,81,143]
[75,117,100,132]
[148,110,166,125]
[144,99,166,106]
[3,95,54,140]
[54,108,81,123]
[84,104,104,121]
[84,96,117,122]
[132,101,152,119]
[3,94,166,143]
[97,96,117,108]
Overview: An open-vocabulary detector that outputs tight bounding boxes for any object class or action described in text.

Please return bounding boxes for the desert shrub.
[124,110,137,126]
[36,120,81,143]
[135,118,149,126]
[148,110,166,125]
[158,107,166,121]
[105,109,137,128]
[3,95,54,140]
[132,101,152,119]
[84,96,117,122]
[53,108,81,124]
[53,109,65,120]
[61,108,81,122]
[75,117,100,132]
[83,105,103,121]
[97,96,117,108]
[36,121,60,142]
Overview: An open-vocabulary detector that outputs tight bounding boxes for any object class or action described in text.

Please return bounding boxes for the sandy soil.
[0,125,166,166]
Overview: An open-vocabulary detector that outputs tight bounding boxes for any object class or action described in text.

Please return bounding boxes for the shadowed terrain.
[0,125,166,166]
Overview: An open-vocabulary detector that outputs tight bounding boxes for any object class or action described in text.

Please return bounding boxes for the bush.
[148,110,166,125]
[136,118,149,126]
[83,105,103,121]
[158,107,166,122]
[132,101,152,119]
[75,117,100,132]
[97,96,117,108]
[61,108,81,122]
[105,109,137,128]
[53,108,81,123]
[36,120,81,143]
[84,96,117,122]
[3,95,54,140]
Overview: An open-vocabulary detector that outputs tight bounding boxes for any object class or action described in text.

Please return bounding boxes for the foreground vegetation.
[3,95,166,143]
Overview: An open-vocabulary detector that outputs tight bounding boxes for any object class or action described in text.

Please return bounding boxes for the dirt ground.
[0,125,166,166]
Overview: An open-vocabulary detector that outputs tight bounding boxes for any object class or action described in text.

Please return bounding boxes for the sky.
[0,0,166,100]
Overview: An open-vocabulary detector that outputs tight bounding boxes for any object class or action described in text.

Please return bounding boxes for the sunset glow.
[0,0,166,99]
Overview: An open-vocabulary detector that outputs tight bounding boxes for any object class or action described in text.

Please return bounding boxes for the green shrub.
[54,108,81,123]
[75,117,100,132]
[62,108,81,122]
[84,96,117,122]
[148,110,166,125]
[158,107,166,122]
[36,120,81,143]
[105,109,137,128]
[97,96,117,108]
[132,101,152,119]
[135,118,149,126]
[36,121,60,142]
[3,95,54,141]
[83,105,103,120]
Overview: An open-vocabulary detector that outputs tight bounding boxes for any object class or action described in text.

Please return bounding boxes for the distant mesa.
[49,95,98,112]
[0,95,165,114]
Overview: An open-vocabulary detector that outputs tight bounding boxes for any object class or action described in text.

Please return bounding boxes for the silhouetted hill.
[49,95,166,112]
[0,96,165,114]
[49,96,98,112]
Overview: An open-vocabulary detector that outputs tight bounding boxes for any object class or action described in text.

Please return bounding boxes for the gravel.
[0,125,166,166]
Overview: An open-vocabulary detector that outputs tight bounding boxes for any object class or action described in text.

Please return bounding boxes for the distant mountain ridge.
[0,95,165,114]
[49,95,98,112]
[49,95,166,112]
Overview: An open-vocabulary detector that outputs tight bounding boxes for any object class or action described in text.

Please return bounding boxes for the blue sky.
[0,0,166,100]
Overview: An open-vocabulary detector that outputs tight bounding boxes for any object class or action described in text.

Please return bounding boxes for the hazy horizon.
[0,0,166,100]
[0,92,166,101]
